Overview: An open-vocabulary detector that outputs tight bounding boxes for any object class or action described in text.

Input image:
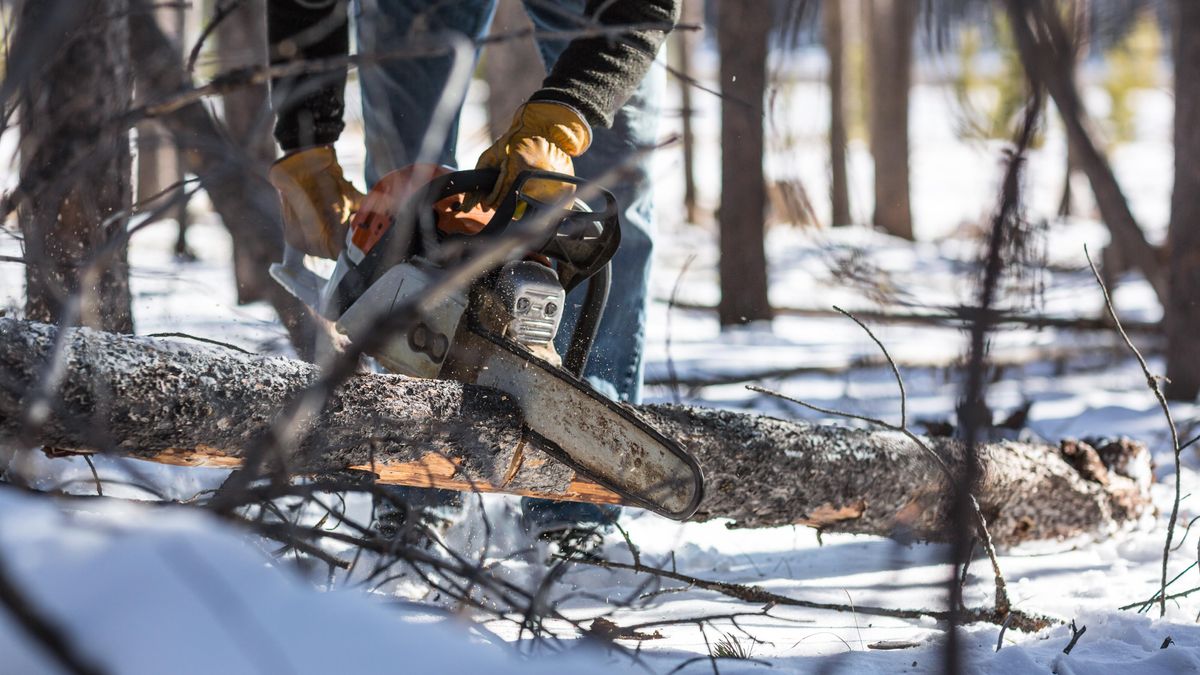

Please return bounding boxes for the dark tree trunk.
[825,0,852,227]
[217,0,278,303]
[867,0,916,240]
[716,0,773,326]
[483,0,544,139]
[16,0,134,333]
[1057,0,1088,219]
[127,0,318,358]
[1166,0,1200,401]
[1005,0,1168,305]
[135,119,189,242]
[0,318,1153,546]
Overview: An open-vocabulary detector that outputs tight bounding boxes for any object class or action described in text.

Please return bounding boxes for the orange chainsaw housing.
[345,164,493,260]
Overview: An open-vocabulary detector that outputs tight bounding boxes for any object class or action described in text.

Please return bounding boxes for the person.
[265,0,677,539]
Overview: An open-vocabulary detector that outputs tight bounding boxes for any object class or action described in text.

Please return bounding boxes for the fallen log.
[645,340,1141,389]
[658,299,1163,336]
[0,319,1151,545]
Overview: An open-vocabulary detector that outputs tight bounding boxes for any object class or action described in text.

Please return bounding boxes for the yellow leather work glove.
[464,101,592,211]
[268,145,365,259]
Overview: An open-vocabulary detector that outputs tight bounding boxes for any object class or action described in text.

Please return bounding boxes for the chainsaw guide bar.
[469,323,704,520]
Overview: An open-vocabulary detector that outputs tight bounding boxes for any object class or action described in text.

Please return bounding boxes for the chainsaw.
[270,165,703,520]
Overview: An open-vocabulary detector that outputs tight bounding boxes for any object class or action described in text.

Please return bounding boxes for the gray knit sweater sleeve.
[530,0,680,128]
[266,0,679,148]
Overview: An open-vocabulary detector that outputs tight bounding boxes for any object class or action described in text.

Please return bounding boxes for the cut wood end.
[144,447,623,505]
[797,500,866,527]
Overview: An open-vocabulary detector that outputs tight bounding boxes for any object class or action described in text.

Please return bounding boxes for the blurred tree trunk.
[484,0,544,138]
[127,0,318,358]
[171,3,194,257]
[15,0,134,333]
[716,0,772,326]
[217,0,277,303]
[1057,0,1089,218]
[1006,0,1168,305]
[824,0,852,227]
[1166,0,1200,401]
[136,4,190,258]
[672,0,701,224]
[866,0,916,240]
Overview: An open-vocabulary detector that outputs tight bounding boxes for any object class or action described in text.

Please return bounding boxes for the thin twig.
[82,455,103,497]
[1118,560,1198,612]
[565,556,1053,632]
[1062,620,1087,654]
[1084,246,1181,618]
[665,254,697,405]
[145,332,255,355]
[746,306,1011,616]
[185,0,244,75]
[0,553,106,675]
[996,612,1016,651]
[1170,516,1200,552]
[944,85,1044,674]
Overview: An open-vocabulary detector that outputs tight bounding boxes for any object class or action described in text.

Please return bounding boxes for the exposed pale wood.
[0,319,1151,545]
[144,446,622,504]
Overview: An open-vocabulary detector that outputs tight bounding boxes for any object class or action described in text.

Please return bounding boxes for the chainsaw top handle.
[419,168,622,295]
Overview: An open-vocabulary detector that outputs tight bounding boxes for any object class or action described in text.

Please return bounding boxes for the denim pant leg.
[355,0,498,185]
[523,0,661,406]
[355,0,496,510]
[520,0,663,527]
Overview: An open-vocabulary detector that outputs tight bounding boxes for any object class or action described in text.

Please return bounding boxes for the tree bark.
[15,0,134,333]
[867,0,916,240]
[126,0,318,357]
[0,318,1152,546]
[1005,0,1168,305]
[672,0,701,224]
[135,5,190,258]
[483,0,544,139]
[824,0,852,227]
[716,0,773,326]
[216,0,278,302]
[1166,0,1200,401]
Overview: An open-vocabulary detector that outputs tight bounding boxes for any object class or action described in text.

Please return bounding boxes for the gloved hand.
[464,101,592,211]
[268,145,364,259]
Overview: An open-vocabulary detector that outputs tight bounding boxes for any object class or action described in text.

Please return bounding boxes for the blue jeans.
[354,0,661,524]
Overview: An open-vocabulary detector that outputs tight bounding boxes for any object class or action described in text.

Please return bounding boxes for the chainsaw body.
[270,165,703,520]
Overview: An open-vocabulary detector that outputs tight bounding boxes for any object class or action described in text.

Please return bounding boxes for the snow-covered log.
[0,319,1151,545]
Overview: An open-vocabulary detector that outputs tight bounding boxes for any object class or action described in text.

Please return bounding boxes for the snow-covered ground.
[2,60,1199,673]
